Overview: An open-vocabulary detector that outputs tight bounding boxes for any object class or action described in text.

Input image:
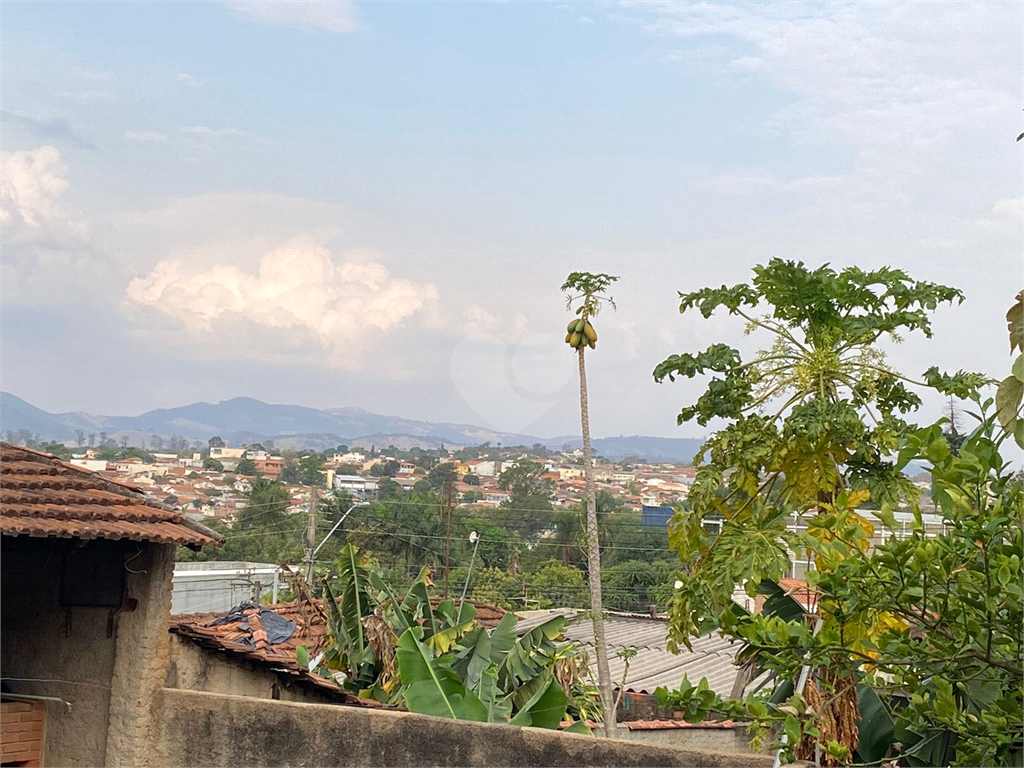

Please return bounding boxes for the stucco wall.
[154,689,777,768]
[612,724,763,753]
[166,636,348,705]
[0,536,175,768]
[1,537,118,767]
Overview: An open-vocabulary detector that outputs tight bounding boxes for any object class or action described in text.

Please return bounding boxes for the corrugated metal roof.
[516,609,741,696]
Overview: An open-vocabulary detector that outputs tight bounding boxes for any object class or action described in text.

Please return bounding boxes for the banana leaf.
[472,665,512,724]
[508,677,569,730]
[854,684,895,765]
[426,617,476,655]
[369,571,414,635]
[396,627,488,722]
[563,720,593,735]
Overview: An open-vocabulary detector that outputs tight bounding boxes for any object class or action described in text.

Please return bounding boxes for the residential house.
[0,442,221,767]
[209,446,246,460]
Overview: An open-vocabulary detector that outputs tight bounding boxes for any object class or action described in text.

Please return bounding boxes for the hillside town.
[56,440,695,520]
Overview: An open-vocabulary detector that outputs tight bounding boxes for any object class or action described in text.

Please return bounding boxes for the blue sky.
[2,1,1021,439]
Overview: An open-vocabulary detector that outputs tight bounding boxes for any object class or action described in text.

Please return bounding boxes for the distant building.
[254,457,284,478]
[333,475,378,498]
[210,446,247,460]
[70,458,108,472]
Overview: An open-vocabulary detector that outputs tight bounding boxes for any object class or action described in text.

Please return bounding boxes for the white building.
[70,459,109,472]
[210,446,247,460]
[333,475,379,498]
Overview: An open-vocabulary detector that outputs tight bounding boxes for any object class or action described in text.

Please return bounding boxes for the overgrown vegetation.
[650,261,1022,766]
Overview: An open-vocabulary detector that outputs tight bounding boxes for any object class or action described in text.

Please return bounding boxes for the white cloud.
[1,146,67,228]
[124,130,169,142]
[0,146,100,304]
[125,238,438,359]
[634,1,1018,159]
[226,0,357,33]
[0,146,87,242]
[179,126,247,137]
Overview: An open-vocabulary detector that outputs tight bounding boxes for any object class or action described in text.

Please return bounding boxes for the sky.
[1,0,1022,440]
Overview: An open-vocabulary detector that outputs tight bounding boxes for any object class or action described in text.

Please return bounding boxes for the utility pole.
[304,485,319,586]
[442,479,453,597]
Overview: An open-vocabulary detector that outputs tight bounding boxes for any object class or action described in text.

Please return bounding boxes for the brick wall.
[1,701,45,767]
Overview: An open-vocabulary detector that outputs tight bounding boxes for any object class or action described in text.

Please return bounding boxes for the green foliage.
[527,560,588,609]
[654,260,984,651]
[203,457,224,472]
[316,545,590,729]
[42,442,73,460]
[995,290,1024,448]
[650,265,1021,766]
[95,445,158,463]
[236,458,259,476]
[298,453,327,486]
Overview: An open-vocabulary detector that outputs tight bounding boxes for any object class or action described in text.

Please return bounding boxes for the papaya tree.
[651,260,987,761]
[561,270,618,737]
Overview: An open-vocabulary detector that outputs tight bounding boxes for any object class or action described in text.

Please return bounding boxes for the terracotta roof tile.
[1,443,221,549]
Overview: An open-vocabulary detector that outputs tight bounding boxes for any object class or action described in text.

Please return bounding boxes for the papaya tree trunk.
[578,345,615,737]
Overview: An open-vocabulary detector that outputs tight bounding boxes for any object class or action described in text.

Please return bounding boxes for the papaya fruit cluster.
[565,317,598,350]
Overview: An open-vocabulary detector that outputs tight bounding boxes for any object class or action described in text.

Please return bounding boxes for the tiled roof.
[516,610,741,696]
[0,443,221,549]
[170,602,381,708]
[172,596,507,670]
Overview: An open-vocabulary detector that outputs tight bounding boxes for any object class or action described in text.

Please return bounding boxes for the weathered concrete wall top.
[154,688,778,768]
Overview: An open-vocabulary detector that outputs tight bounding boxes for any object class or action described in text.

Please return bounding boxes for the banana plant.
[320,544,379,691]
[395,623,577,730]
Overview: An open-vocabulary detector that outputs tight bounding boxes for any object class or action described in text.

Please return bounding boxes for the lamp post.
[459,531,481,608]
[305,500,369,584]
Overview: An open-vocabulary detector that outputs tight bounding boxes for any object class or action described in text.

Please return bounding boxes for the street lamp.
[459,531,481,607]
[305,500,370,583]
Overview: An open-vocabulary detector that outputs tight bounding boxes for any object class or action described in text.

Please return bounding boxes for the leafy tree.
[652,261,993,762]
[463,472,480,486]
[560,269,619,737]
[203,457,224,472]
[377,477,403,500]
[528,560,589,609]
[470,568,526,610]
[462,489,483,504]
[209,435,225,448]
[42,442,72,460]
[74,429,85,447]
[427,464,457,490]
[496,459,556,536]
[149,434,163,450]
[236,458,259,476]
[412,479,432,494]
[298,453,327,487]
[602,560,676,613]
[279,460,300,484]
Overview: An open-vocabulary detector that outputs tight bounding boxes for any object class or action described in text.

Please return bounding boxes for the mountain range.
[0,392,704,462]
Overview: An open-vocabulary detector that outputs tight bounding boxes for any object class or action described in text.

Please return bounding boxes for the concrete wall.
[0,536,175,768]
[166,636,346,706]
[612,724,762,753]
[154,689,777,768]
[1,537,119,767]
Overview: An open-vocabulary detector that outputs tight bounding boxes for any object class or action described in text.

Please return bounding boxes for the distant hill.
[0,391,704,462]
